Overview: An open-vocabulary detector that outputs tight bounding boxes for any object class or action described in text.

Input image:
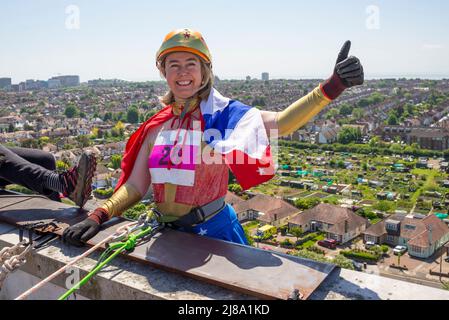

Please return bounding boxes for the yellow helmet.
[156,28,212,67]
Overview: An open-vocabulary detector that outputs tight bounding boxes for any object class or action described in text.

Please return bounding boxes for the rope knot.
[124,234,137,251]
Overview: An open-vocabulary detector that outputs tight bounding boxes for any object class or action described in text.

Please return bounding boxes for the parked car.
[364,241,376,249]
[393,245,407,255]
[317,239,337,249]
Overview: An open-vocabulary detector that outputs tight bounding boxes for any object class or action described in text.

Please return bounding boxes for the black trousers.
[0,145,60,201]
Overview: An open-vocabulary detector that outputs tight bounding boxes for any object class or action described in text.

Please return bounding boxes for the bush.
[294,197,321,210]
[281,238,293,247]
[295,250,329,263]
[307,246,325,255]
[381,245,389,254]
[332,255,355,270]
[122,203,148,220]
[279,225,288,236]
[244,228,255,247]
[340,249,380,262]
[93,188,114,198]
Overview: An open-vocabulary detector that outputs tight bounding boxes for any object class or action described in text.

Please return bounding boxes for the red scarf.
[115,106,174,191]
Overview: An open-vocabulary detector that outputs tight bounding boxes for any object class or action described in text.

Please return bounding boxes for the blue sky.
[1,0,448,83]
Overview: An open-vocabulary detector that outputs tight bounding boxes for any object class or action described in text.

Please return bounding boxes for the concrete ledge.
[2,222,449,300]
[0,222,252,300]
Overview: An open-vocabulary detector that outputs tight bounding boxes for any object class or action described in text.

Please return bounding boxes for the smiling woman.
[63,28,365,247]
[164,52,203,100]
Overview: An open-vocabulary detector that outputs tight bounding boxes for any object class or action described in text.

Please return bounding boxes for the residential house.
[315,127,339,144]
[0,115,24,132]
[363,213,449,258]
[378,126,449,151]
[343,124,369,136]
[232,194,300,227]
[225,191,245,207]
[288,203,369,244]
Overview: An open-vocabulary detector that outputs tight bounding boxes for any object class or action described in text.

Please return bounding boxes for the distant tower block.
[0,78,12,89]
[262,72,269,81]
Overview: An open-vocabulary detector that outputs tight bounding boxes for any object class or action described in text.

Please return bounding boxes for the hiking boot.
[61,152,97,208]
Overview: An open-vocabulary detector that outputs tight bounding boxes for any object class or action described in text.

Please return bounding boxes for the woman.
[63,28,364,246]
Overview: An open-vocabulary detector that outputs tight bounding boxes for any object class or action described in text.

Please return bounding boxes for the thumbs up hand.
[335,41,364,87]
[321,41,364,100]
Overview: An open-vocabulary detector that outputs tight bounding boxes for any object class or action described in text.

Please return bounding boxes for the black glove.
[335,41,364,88]
[322,41,364,100]
[62,208,109,247]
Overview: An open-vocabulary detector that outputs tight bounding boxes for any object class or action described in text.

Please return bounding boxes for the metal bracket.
[288,289,304,300]
[18,221,60,250]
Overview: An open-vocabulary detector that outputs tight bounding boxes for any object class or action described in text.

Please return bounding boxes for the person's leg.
[0,145,55,195]
[0,145,96,208]
[0,146,60,201]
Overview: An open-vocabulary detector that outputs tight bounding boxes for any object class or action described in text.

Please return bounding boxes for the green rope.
[58,226,154,300]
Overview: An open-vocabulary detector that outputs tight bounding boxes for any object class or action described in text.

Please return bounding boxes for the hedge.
[340,249,380,262]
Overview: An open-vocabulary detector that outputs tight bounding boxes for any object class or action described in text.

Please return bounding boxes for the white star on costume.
[257,167,265,175]
[198,228,208,236]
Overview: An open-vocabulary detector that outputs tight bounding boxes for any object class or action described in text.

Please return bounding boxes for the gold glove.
[277,86,331,137]
[100,183,142,218]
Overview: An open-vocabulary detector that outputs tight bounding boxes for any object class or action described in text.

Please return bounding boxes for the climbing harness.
[58,210,164,300]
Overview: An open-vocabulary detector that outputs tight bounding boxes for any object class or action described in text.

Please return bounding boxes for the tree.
[112,121,125,137]
[294,197,321,210]
[64,104,79,118]
[21,138,39,149]
[77,135,90,148]
[339,103,353,116]
[91,127,99,139]
[338,127,362,144]
[243,228,255,246]
[368,136,379,148]
[109,154,122,170]
[374,201,393,212]
[352,108,364,120]
[387,113,398,125]
[103,112,113,122]
[56,160,70,172]
[127,107,139,124]
[39,136,50,147]
[143,109,157,122]
[290,227,303,243]
[228,183,243,194]
[389,143,402,154]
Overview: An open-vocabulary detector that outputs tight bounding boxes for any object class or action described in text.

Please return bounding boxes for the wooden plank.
[0,195,86,231]
[0,195,335,300]
[90,222,335,299]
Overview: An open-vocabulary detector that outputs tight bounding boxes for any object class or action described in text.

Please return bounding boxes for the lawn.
[242,221,260,231]
[299,233,326,249]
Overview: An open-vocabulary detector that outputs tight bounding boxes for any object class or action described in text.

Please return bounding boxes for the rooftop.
[1,193,449,300]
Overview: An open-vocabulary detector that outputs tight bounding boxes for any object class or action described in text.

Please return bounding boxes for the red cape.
[115,106,174,192]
